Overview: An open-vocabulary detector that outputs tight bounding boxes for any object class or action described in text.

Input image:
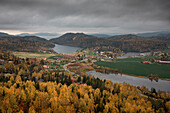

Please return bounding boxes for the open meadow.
[13,52,57,59]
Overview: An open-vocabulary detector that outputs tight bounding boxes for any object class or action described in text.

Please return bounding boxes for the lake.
[52,44,82,54]
[87,71,170,92]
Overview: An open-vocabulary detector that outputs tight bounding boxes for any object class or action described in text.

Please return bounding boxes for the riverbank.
[87,70,170,92]
[115,71,170,81]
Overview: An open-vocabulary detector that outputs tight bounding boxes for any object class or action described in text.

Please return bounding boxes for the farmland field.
[13,52,56,59]
[115,56,154,62]
[162,48,170,53]
[94,58,170,79]
[162,44,170,52]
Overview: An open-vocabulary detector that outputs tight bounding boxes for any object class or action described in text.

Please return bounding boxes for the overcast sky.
[0,0,170,34]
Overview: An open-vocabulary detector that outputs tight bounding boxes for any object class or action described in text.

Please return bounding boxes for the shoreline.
[115,71,170,81]
[88,70,170,92]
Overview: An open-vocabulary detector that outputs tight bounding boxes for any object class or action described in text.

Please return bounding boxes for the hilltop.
[0,35,55,52]
[18,32,60,40]
[0,32,13,36]
[150,34,170,42]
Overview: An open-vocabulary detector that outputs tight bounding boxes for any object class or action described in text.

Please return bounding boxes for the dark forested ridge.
[150,34,170,42]
[0,36,55,52]
[50,33,102,47]
[0,32,11,36]
[107,34,167,52]
[50,33,167,52]
[0,32,169,53]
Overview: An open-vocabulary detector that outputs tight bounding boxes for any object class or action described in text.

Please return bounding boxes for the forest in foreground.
[0,51,170,113]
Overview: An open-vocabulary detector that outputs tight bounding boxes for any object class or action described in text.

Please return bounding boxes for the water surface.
[52,44,82,54]
[87,71,170,92]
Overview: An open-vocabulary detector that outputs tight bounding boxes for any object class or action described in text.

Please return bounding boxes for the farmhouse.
[43,65,49,68]
[8,61,14,64]
[143,61,150,64]
[42,58,47,60]
[100,51,104,55]
[159,61,170,65]
[53,66,58,69]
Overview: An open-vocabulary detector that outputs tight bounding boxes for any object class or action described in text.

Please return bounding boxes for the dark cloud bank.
[0,0,170,33]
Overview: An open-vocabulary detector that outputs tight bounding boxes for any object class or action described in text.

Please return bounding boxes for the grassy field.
[13,52,57,59]
[76,50,97,56]
[162,44,170,53]
[86,50,97,55]
[48,55,63,59]
[94,59,170,79]
[162,48,170,53]
[115,56,154,62]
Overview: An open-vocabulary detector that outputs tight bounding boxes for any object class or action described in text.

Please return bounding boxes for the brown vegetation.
[67,63,94,75]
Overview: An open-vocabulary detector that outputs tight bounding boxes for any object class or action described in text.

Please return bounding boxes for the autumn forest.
[0,51,170,113]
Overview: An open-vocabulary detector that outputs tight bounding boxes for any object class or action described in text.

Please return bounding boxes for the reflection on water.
[118,52,150,58]
[52,44,82,54]
[87,71,170,92]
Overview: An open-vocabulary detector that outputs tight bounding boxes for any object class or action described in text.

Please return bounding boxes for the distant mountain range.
[89,31,170,38]
[2,31,170,40]
[0,32,13,37]
[135,31,170,37]
[88,34,110,37]
[0,31,169,52]
[50,33,167,52]
[18,32,60,40]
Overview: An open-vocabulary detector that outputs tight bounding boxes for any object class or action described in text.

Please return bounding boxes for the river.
[52,44,169,92]
[87,71,170,92]
[52,44,82,54]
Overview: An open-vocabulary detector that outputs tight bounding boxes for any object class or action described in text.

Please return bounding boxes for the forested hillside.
[0,51,169,113]
[0,36,55,52]
[107,34,167,52]
[50,33,167,52]
[150,34,170,42]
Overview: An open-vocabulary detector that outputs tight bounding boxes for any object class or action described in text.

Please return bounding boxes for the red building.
[159,61,170,65]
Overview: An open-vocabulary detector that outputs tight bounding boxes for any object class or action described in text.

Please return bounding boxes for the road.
[63,63,75,75]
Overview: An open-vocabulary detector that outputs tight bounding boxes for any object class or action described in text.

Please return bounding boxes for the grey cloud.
[0,0,170,33]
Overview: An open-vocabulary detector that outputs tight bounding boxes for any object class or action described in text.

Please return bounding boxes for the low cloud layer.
[0,0,170,34]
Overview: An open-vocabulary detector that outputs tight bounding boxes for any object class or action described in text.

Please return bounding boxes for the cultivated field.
[94,58,170,79]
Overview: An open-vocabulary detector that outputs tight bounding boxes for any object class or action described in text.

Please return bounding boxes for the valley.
[0,32,170,113]
[1,0,170,112]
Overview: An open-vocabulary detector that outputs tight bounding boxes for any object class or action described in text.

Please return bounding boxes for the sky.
[0,0,170,35]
